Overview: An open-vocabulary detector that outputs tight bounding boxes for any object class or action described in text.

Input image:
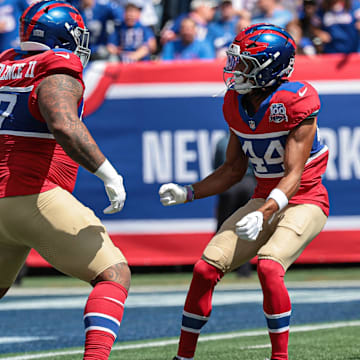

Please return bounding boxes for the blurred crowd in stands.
[1,0,360,63]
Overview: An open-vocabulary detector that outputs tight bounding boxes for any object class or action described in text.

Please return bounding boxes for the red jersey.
[0,48,85,197]
[223,81,329,216]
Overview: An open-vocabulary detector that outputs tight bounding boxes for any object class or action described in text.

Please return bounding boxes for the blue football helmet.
[20,0,91,67]
[223,23,296,94]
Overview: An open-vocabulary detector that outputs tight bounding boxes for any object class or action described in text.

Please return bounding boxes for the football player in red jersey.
[0,1,130,359]
[159,23,329,360]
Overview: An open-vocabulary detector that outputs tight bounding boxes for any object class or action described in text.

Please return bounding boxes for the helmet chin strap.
[236,88,252,94]
[233,73,253,94]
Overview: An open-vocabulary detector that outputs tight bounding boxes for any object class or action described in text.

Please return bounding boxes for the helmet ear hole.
[58,37,71,47]
[273,63,283,73]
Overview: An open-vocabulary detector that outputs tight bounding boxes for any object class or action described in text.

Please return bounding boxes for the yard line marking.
[7,280,360,296]
[0,320,359,360]
[0,337,55,345]
[2,287,360,310]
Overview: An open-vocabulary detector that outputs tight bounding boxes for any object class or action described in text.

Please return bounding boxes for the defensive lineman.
[0,2,130,359]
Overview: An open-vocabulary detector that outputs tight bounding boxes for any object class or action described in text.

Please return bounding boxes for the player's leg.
[10,187,130,360]
[0,243,30,298]
[257,204,327,360]
[0,197,32,299]
[83,263,131,360]
[174,199,269,360]
[175,259,223,360]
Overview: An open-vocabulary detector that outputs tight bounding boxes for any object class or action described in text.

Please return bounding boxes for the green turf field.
[4,266,360,360]
[1,321,360,359]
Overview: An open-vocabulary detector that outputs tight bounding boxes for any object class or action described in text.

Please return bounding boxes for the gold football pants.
[203,198,327,273]
[0,186,127,287]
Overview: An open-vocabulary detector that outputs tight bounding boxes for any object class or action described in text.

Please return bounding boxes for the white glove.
[159,183,187,206]
[94,159,126,214]
[102,175,126,214]
[235,211,263,241]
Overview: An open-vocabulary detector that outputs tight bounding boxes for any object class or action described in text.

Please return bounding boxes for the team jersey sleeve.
[285,82,321,129]
[29,49,85,123]
[222,90,237,128]
[40,49,84,81]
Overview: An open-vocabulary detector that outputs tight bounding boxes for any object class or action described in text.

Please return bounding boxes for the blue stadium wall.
[27,55,360,267]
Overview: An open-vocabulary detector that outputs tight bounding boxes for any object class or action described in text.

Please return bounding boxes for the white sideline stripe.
[104,80,360,99]
[1,321,359,359]
[101,215,360,233]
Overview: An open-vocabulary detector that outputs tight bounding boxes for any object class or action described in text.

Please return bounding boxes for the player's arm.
[36,73,126,214]
[235,117,317,242]
[258,117,317,221]
[159,129,248,206]
[37,73,105,172]
[192,129,248,199]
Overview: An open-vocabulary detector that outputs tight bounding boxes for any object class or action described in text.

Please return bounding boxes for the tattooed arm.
[37,73,126,213]
[37,73,105,172]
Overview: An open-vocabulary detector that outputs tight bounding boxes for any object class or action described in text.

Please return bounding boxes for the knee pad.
[257,259,291,318]
[257,259,285,290]
[184,260,223,317]
[193,259,223,284]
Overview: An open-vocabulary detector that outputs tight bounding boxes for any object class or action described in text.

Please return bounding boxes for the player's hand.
[94,159,126,214]
[235,211,263,241]
[103,175,126,214]
[159,183,187,206]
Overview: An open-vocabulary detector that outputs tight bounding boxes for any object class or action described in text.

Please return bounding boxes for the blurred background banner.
[26,55,360,267]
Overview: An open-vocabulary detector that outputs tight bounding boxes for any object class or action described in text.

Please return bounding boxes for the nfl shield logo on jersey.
[248,120,256,130]
[269,103,288,123]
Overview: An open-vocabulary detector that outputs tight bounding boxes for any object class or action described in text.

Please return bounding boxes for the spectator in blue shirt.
[207,0,249,58]
[0,0,30,53]
[161,17,215,60]
[312,0,360,54]
[108,0,157,62]
[112,0,160,30]
[68,0,124,60]
[251,0,294,28]
[160,0,217,45]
